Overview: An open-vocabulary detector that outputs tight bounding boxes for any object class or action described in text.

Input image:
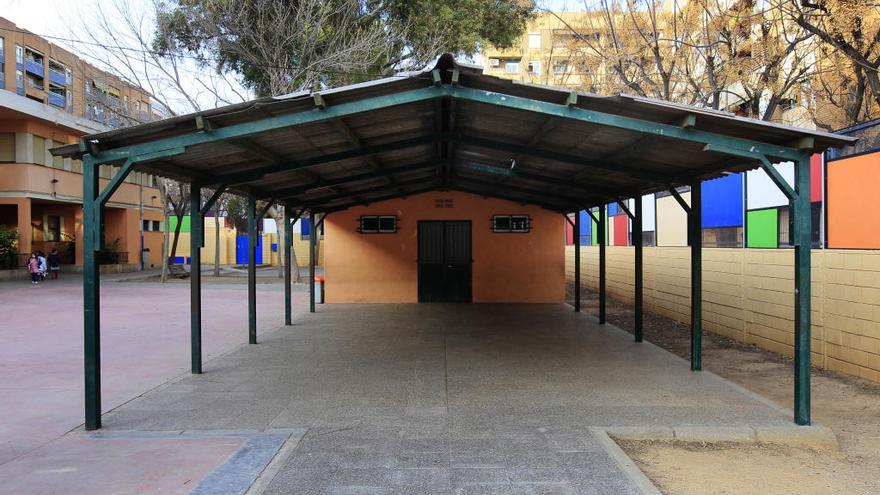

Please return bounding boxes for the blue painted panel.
[301,218,310,237]
[578,210,591,245]
[607,203,618,216]
[702,173,744,228]
[235,235,263,264]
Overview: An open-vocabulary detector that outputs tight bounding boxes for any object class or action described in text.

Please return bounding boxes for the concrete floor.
[94,304,792,494]
[0,272,305,494]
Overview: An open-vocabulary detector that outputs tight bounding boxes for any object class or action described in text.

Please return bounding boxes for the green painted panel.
[747,209,778,248]
[169,215,192,233]
[591,217,598,245]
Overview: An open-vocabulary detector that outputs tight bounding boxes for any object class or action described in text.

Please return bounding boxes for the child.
[37,251,47,280]
[27,253,40,285]
[48,249,61,279]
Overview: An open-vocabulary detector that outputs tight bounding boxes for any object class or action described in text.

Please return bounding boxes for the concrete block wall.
[566,246,880,383]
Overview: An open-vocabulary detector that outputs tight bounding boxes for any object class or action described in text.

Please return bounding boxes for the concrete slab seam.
[188,432,290,495]
[589,427,662,495]
[244,429,309,495]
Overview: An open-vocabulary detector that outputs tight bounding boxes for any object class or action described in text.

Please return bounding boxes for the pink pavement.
[0,272,307,493]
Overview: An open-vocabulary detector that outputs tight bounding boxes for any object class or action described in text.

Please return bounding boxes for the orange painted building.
[0,18,164,273]
[324,191,565,303]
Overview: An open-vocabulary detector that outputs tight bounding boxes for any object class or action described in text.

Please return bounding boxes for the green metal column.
[83,156,101,431]
[190,185,203,373]
[574,212,581,312]
[309,212,316,313]
[634,198,643,342]
[247,196,257,344]
[284,206,293,325]
[690,181,703,371]
[598,206,606,324]
[793,154,812,425]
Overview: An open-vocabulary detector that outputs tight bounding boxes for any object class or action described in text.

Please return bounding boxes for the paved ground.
[78,303,792,494]
[0,270,307,493]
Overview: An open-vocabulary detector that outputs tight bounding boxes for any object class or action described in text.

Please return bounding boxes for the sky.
[0,0,585,113]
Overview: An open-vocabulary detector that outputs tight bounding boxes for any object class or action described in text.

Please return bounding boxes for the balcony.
[25,59,44,77]
[48,91,65,108]
[48,67,66,86]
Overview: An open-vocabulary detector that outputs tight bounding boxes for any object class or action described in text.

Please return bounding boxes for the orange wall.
[325,191,565,303]
[827,152,880,249]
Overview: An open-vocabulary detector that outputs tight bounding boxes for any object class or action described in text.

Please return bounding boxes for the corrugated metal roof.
[53,53,856,213]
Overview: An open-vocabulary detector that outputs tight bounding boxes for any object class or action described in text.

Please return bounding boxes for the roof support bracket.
[257,199,275,220]
[616,199,634,220]
[703,143,797,200]
[200,185,227,217]
[564,213,575,228]
[585,208,600,224]
[668,186,691,214]
[677,114,696,128]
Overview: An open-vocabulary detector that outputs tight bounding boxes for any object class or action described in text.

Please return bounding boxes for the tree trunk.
[160,207,169,282]
[169,211,184,265]
[213,214,221,277]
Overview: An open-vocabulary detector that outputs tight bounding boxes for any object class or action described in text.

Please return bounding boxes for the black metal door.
[418,221,472,302]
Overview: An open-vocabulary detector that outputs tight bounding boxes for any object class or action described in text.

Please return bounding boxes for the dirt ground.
[568,285,880,495]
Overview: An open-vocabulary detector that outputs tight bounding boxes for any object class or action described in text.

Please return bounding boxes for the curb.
[604,425,839,450]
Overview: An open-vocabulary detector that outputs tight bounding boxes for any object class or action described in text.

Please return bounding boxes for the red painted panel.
[565,217,574,245]
[613,215,629,246]
[810,153,822,202]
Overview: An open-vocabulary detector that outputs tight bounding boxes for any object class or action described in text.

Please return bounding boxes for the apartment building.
[0,17,164,275]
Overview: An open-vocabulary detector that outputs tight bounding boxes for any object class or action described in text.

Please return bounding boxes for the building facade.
[0,18,163,274]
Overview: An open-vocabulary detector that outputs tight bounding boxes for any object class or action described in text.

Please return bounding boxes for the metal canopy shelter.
[54,54,855,431]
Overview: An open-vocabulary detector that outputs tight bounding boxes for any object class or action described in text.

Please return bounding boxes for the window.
[358,215,398,233]
[493,215,530,233]
[553,61,568,75]
[52,143,64,168]
[0,133,14,162]
[46,215,61,242]
[504,61,519,73]
[702,226,743,248]
[527,61,541,74]
[32,136,46,165]
[143,220,163,232]
[528,32,541,49]
[16,45,23,64]
[811,202,822,248]
[778,206,791,247]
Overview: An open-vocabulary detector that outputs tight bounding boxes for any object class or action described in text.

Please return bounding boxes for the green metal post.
[634,198,643,342]
[83,156,101,430]
[284,206,293,325]
[309,212,316,313]
[190,185,203,373]
[690,181,703,371]
[793,154,812,425]
[598,206,606,324]
[574,212,581,312]
[247,196,257,344]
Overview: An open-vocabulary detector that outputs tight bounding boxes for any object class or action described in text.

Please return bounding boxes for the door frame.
[417,220,473,303]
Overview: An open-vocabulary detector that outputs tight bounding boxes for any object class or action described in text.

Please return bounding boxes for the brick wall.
[566,246,880,383]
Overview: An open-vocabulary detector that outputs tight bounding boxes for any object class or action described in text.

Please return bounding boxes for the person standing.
[37,251,47,280]
[48,249,61,280]
[27,253,40,285]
